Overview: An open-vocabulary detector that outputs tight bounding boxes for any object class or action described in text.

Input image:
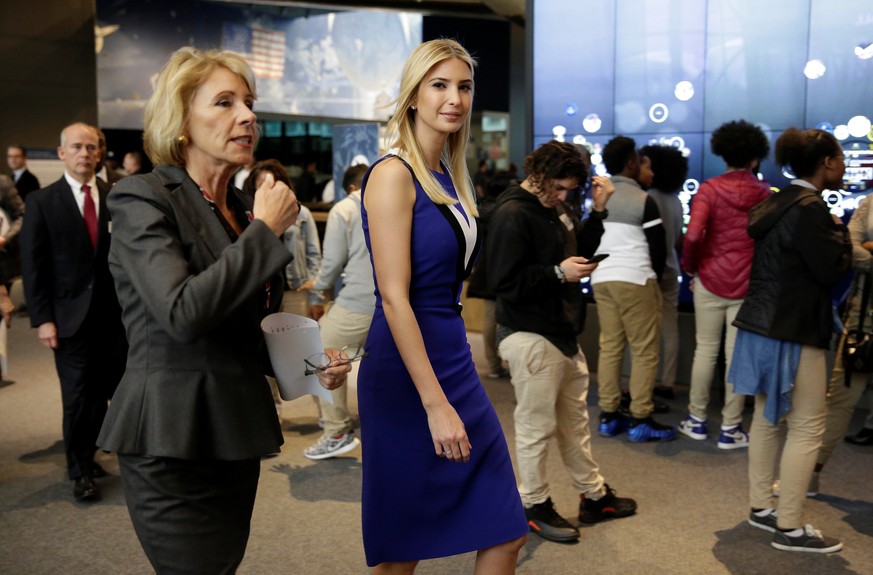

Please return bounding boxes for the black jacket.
[20,176,120,338]
[488,185,605,346]
[466,195,499,300]
[14,169,40,200]
[733,184,851,348]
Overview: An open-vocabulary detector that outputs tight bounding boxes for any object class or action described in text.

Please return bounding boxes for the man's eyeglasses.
[304,344,368,376]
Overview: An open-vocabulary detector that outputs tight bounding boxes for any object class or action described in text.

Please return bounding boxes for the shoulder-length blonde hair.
[143,47,258,168]
[387,39,478,217]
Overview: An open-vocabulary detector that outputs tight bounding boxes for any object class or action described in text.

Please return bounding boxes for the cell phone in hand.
[586,253,610,264]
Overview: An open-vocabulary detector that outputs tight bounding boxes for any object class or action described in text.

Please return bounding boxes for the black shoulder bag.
[843,272,873,383]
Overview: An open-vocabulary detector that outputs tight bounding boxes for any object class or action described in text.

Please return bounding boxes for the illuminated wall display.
[532,0,873,220]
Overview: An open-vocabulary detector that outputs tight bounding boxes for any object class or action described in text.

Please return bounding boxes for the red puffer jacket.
[681,170,771,299]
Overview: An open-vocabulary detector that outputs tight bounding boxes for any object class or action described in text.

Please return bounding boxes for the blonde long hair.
[386,39,478,217]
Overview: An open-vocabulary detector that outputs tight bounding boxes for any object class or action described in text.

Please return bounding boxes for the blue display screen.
[532,0,873,196]
[532,0,873,305]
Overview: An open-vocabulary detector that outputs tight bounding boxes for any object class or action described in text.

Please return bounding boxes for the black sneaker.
[524,498,580,543]
[578,484,637,524]
[748,508,778,533]
[771,524,843,554]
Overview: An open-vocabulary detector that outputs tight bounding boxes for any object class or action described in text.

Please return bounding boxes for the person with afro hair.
[678,120,771,448]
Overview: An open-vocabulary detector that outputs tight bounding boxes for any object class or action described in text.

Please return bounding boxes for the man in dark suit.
[95,128,123,187]
[20,122,127,501]
[6,145,40,200]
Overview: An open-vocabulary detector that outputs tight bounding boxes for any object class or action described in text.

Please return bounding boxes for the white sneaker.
[717,424,749,450]
[303,432,360,460]
[678,415,707,440]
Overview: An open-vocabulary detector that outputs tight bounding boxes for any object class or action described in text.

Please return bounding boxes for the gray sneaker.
[771,524,842,553]
[303,432,360,460]
[748,508,778,533]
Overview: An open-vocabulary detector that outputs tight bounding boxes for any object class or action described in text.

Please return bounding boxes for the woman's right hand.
[426,401,471,463]
[315,348,351,391]
[253,172,299,236]
[559,256,599,282]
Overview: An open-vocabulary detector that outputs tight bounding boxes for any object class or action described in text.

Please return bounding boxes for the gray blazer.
[97,165,292,460]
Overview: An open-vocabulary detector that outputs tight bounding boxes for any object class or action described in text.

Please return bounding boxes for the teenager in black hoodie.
[488,141,637,543]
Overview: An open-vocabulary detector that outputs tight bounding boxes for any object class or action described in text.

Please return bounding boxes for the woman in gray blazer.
[97,47,349,574]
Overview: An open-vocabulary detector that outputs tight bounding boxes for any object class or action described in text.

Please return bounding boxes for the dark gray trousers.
[118,454,261,574]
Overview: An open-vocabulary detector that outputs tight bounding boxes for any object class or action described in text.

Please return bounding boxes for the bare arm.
[364,159,471,462]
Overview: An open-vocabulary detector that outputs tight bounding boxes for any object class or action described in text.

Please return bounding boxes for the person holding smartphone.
[489,141,637,544]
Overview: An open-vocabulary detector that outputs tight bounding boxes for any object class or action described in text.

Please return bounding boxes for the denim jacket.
[283,205,324,305]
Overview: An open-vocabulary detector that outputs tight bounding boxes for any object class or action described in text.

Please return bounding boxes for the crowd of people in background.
[470,124,863,556]
[2,38,870,573]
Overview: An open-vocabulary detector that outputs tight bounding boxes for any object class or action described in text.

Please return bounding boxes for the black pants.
[54,312,125,479]
[118,454,261,575]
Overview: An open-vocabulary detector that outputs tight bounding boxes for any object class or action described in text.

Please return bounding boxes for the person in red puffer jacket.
[678,120,772,448]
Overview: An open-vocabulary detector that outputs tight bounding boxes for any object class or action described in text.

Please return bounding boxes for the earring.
[177,135,188,144]
[411,105,417,110]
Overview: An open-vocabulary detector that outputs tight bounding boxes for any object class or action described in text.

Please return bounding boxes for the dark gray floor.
[1,312,871,574]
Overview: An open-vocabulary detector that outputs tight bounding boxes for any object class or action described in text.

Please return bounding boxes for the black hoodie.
[487,184,605,355]
[733,184,851,348]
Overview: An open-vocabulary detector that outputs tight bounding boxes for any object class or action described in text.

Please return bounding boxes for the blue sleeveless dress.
[358,155,527,566]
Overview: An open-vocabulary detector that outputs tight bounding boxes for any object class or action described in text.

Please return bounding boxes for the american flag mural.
[222,23,285,79]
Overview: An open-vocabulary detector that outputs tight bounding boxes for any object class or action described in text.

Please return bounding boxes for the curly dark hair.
[523,141,587,191]
[242,159,294,198]
[602,135,637,175]
[775,127,841,178]
[640,144,689,193]
[710,120,770,167]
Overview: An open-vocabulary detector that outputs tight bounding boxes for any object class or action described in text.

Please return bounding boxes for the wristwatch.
[554,265,566,283]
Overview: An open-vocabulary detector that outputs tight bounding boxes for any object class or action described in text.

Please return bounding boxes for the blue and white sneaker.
[599,411,629,437]
[628,417,676,442]
[717,424,749,450]
[678,414,707,440]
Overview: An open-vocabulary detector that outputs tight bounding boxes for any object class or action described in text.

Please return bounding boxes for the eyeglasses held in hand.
[304,344,368,376]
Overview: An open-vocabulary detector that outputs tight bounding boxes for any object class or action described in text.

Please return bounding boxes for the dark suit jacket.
[20,176,120,338]
[97,165,292,460]
[98,167,123,188]
[14,169,40,200]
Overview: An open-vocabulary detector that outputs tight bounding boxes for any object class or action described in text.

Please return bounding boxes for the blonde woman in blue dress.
[358,39,528,574]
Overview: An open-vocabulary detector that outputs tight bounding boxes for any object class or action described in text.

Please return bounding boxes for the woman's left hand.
[315,348,351,390]
[426,401,472,463]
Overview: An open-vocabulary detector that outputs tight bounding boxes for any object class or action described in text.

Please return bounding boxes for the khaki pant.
[817,331,873,466]
[481,299,502,374]
[749,346,826,529]
[498,331,604,507]
[315,302,373,436]
[687,280,746,426]
[595,279,662,419]
[659,274,680,389]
